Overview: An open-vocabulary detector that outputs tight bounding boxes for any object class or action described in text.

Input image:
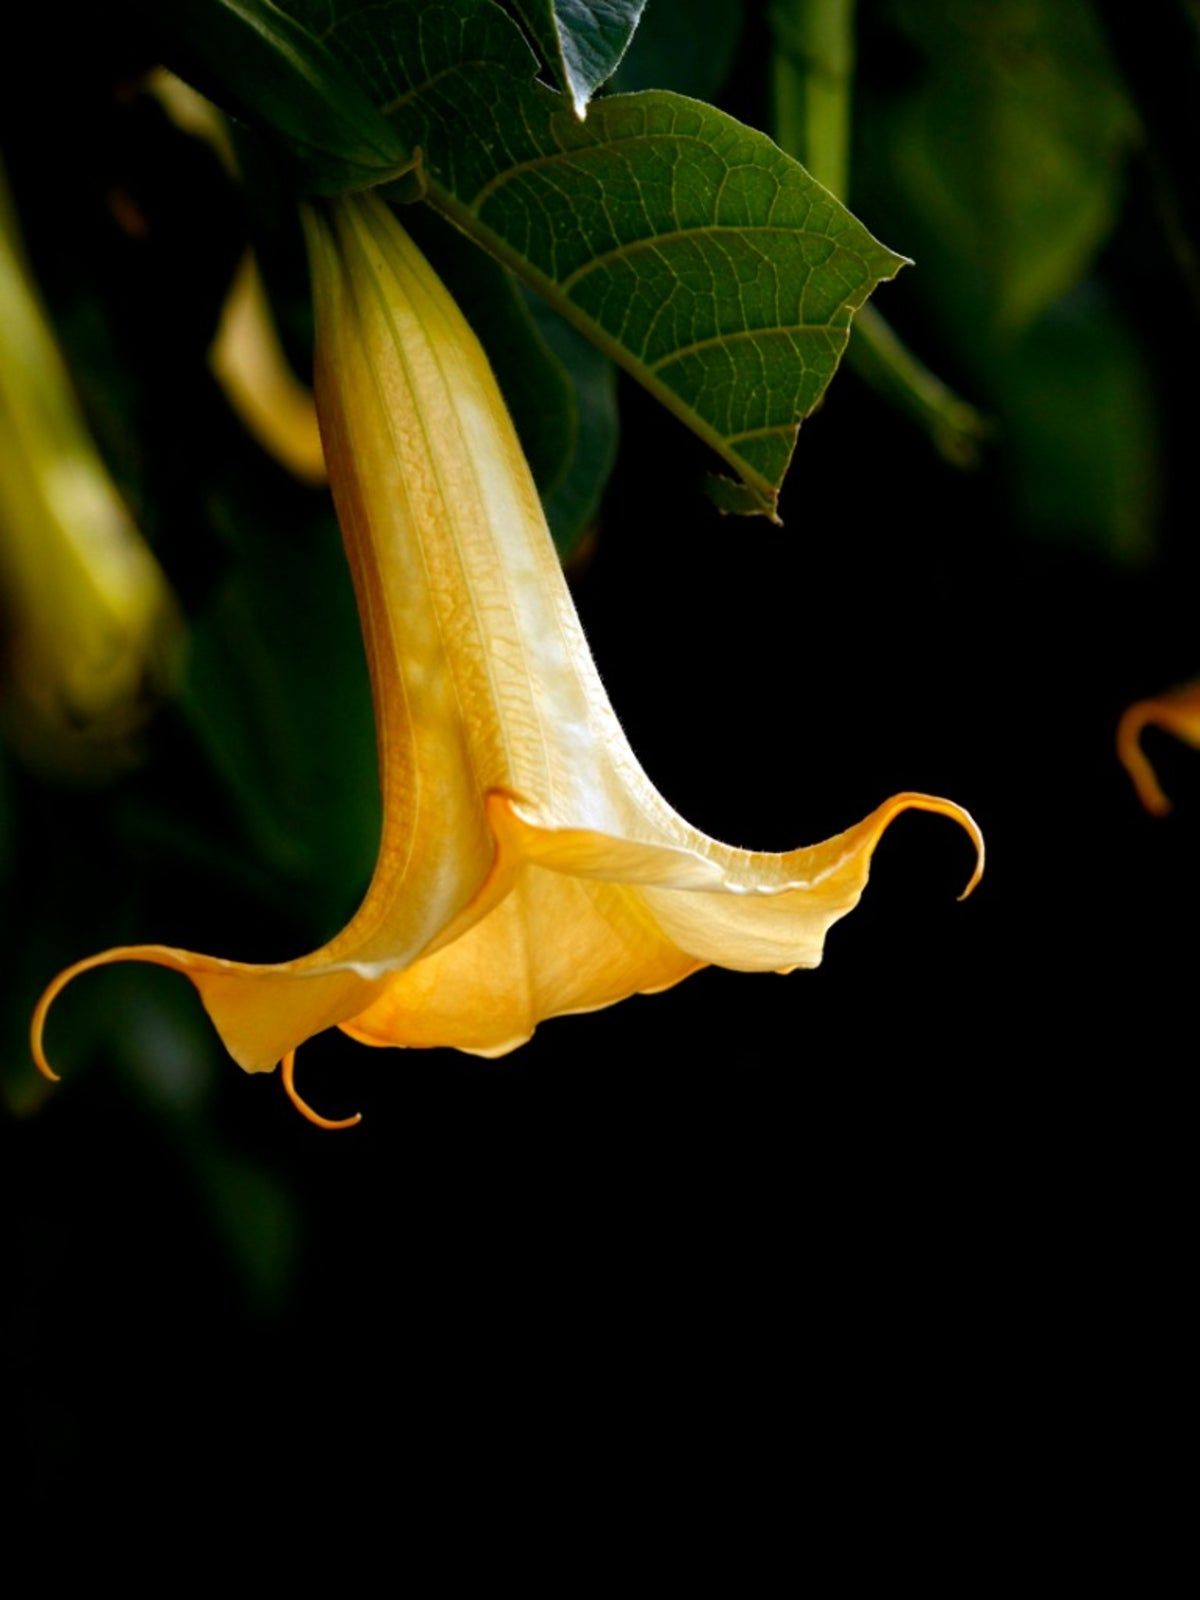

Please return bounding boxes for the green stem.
[848,306,990,467]
[769,0,987,467]
[770,0,855,199]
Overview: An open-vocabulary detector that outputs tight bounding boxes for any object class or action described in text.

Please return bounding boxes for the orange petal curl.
[1117,683,1200,815]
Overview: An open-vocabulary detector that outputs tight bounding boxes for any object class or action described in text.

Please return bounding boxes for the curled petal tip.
[31,961,80,1083]
[31,945,185,1088]
[1117,684,1200,814]
[874,791,984,901]
[954,809,986,901]
[280,1049,362,1131]
[1117,699,1175,817]
[31,1030,61,1084]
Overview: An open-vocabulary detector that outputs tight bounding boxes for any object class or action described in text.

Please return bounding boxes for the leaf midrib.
[426,181,784,510]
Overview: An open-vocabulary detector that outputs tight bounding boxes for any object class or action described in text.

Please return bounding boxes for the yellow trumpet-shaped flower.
[34,194,982,1126]
[0,164,179,767]
[1117,682,1200,815]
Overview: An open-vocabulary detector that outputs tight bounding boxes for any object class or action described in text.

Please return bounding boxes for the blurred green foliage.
[770,0,990,467]
[856,0,1158,560]
[878,0,1132,334]
[611,0,743,101]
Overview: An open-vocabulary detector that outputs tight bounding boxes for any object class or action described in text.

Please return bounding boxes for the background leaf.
[855,0,1153,560]
[863,0,1133,340]
[509,0,647,116]
[993,286,1159,565]
[181,479,379,907]
[610,0,743,102]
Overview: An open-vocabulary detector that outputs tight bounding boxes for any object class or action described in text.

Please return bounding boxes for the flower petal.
[1117,683,1200,815]
[211,251,327,486]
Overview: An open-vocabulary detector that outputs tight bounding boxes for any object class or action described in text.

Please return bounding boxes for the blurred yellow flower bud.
[0,163,179,771]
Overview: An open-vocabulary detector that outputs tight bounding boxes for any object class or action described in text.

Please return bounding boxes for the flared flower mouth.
[33,193,982,1127]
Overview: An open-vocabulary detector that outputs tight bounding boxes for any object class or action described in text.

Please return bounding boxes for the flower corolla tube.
[34,194,983,1128]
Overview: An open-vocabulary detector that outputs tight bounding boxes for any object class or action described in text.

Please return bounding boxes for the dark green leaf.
[510,0,647,116]
[305,0,904,517]
[182,484,380,920]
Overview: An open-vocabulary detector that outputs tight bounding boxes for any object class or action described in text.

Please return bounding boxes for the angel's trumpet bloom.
[33,194,982,1126]
[0,164,178,766]
[1117,682,1200,815]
